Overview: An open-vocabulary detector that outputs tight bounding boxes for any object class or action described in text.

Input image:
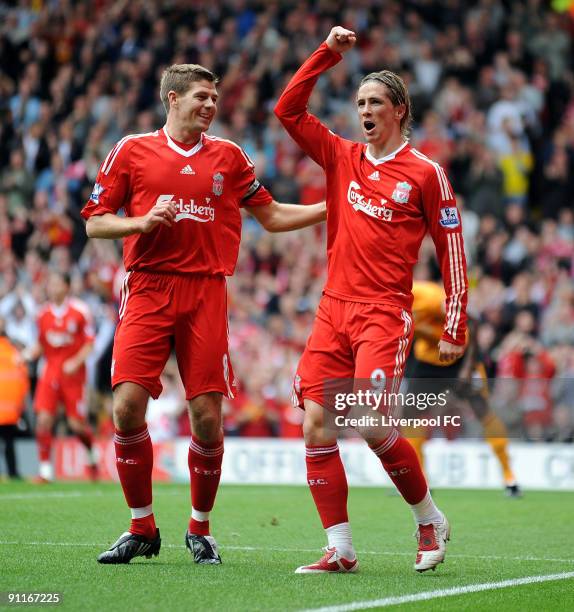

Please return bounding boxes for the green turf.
[1,482,573,611]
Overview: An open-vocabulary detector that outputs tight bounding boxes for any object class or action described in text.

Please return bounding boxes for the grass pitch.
[1,482,573,611]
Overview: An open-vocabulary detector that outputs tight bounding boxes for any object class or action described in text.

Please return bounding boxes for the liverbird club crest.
[212,172,224,196]
[391,181,412,204]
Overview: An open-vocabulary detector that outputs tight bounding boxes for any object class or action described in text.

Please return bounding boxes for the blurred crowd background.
[1,0,573,448]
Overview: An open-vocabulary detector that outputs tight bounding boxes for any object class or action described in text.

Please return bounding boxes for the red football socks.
[36,430,52,462]
[187,436,224,535]
[129,514,157,538]
[114,424,156,537]
[371,430,428,504]
[306,444,349,528]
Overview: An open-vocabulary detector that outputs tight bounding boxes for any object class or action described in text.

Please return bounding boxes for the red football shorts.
[293,295,414,409]
[112,271,235,400]
[34,374,88,420]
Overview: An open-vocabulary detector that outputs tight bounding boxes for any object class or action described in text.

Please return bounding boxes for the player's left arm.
[422,167,469,363]
[232,144,326,231]
[245,200,327,232]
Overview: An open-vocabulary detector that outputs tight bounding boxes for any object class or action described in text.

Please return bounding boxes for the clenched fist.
[325,26,357,54]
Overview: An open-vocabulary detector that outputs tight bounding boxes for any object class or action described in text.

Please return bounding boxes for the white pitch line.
[301,572,574,612]
[223,546,574,564]
[0,541,572,565]
[0,489,183,501]
[0,492,88,500]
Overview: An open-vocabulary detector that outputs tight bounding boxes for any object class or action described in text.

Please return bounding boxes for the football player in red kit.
[82,63,326,564]
[275,27,468,573]
[26,271,97,483]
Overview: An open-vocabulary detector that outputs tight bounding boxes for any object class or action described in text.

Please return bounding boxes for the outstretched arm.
[245,200,326,232]
[86,199,177,239]
[274,26,356,168]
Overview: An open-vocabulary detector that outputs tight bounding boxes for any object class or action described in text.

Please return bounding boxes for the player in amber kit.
[0,316,29,480]
[275,27,468,573]
[405,281,520,496]
[25,272,97,483]
[82,64,326,564]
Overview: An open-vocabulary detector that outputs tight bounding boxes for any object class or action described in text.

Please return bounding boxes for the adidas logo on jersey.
[180,165,195,175]
[368,170,380,181]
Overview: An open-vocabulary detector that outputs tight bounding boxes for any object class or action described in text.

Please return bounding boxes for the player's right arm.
[85,205,176,239]
[274,26,356,168]
[81,138,176,239]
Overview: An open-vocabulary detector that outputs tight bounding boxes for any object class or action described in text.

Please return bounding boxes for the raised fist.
[325,26,357,54]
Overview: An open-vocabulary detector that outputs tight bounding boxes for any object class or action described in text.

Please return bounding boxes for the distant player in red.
[26,271,96,483]
[82,63,326,564]
[275,27,468,573]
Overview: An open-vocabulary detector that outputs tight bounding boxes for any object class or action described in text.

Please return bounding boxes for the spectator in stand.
[464,145,504,217]
[540,130,573,220]
[0,316,29,480]
[498,121,534,207]
[228,377,281,438]
[517,348,556,440]
[414,110,453,169]
[541,281,574,347]
[0,149,34,216]
[0,287,37,351]
[549,344,574,442]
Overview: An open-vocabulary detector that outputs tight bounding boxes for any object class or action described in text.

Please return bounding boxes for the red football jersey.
[37,299,94,378]
[275,43,468,345]
[81,128,272,276]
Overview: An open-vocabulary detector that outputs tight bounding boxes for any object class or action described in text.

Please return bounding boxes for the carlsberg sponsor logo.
[156,194,215,223]
[347,181,393,221]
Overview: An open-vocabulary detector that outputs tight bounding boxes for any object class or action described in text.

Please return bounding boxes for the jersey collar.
[49,300,69,318]
[365,140,409,166]
[162,127,205,158]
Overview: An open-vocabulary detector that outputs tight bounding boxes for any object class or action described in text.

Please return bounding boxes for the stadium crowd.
[0,0,573,448]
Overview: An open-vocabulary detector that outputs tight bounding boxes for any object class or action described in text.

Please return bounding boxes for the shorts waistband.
[322,291,411,312]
